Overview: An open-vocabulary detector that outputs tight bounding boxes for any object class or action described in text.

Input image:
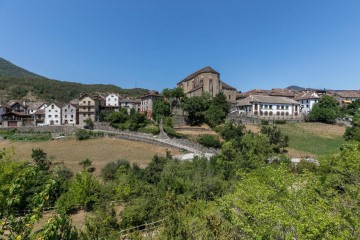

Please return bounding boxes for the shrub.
[197,134,221,148]
[75,129,91,140]
[274,120,286,124]
[138,125,160,135]
[101,160,130,181]
[163,126,185,138]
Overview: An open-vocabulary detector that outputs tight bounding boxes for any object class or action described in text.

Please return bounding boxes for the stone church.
[176,66,238,103]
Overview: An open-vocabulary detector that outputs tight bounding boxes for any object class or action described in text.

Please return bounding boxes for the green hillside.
[0,57,148,102]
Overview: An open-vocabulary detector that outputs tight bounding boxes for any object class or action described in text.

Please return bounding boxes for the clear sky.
[1,0,359,92]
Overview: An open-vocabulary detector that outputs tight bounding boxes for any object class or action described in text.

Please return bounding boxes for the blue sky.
[0,0,359,92]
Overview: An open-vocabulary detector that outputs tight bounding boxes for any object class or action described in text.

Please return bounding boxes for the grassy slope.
[246,123,346,157]
[278,123,345,156]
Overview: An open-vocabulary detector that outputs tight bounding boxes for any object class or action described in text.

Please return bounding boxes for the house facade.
[62,104,78,125]
[105,93,120,107]
[140,91,162,119]
[0,102,10,124]
[177,66,238,103]
[8,101,27,113]
[78,94,100,126]
[27,102,47,115]
[295,92,320,114]
[2,112,32,127]
[236,95,300,117]
[44,103,62,125]
[333,91,360,107]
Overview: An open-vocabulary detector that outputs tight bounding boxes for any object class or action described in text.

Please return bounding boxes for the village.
[0,66,359,128]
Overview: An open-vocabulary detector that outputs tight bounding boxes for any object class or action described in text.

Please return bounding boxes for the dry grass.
[292,122,346,139]
[0,138,180,173]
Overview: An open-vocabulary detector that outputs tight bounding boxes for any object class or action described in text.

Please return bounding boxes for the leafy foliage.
[260,125,289,153]
[307,95,340,123]
[31,148,51,170]
[197,134,221,148]
[344,112,360,142]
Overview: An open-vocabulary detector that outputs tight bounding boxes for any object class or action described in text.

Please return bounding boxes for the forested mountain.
[0,57,148,103]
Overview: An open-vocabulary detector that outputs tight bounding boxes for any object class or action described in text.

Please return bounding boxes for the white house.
[236,95,300,117]
[44,103,62,125]
[27,102,48,115]
[62,104,78,125]
[295,92,320,114]
[106,93,120,107]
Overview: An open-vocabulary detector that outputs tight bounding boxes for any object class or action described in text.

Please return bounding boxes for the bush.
[274,120,286,124]
[75,129,91,140]
[197,134,221,148]
[101,160,130,181]
[138,125,160,135]
[163,126,185,138]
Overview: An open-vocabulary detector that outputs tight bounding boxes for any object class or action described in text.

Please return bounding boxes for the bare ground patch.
[0,138,180,173]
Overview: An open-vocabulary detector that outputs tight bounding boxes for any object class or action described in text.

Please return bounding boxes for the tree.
[308,95,340,123]
[79,158,93,171]
[84,118,94,129]
[31,148,51,171]
[344,112,360,142]
[153,98,171,121]
[260,125,289,153]
[181,93,211,125]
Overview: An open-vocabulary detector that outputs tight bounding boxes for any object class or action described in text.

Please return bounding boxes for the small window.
[71,115,73,118]
[65,115,67,118]
[83,101,86,104]
[56,120,58,123]
[48,115,52,117]
[51,105,54,109]
[55,115,58,118]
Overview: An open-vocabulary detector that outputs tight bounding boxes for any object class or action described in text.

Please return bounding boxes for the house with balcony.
[78,94,101,126]
[2,111,32,127]
[44,103,62,125]
[62,104,78,125]
[0,102,10,125]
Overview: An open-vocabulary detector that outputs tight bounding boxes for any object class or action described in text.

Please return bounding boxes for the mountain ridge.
[0,57,149,103]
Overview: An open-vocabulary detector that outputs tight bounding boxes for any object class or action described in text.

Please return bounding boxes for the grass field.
[246,123,346,157]
[0,138,180,173]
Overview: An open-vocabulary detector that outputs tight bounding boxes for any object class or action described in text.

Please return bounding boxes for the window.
[277,105,280,110]
[56,120,58,123]
[55,115,58,118]
[65,109,67,112]
[83,101,86,104]
[286,106,289,110]
[281,106,285,110]
[265,105,268,109]
[65,115,67,118]
[51,105,54,109]
[269,105,272,109]
[71,115,73,118]
[48,109,51,112]
[83,113,86,116]
[48,115,52,117]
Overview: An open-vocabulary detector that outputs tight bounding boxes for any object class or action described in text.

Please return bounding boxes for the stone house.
[62,104,78,125]
[333,91,360,107]
[78,94,101,127]
[176,66,238,103]
[140,91,162,119]
[44,103,62,125]
[2,112,32,127]
[236,95,300,118]
[120,98,141,113]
